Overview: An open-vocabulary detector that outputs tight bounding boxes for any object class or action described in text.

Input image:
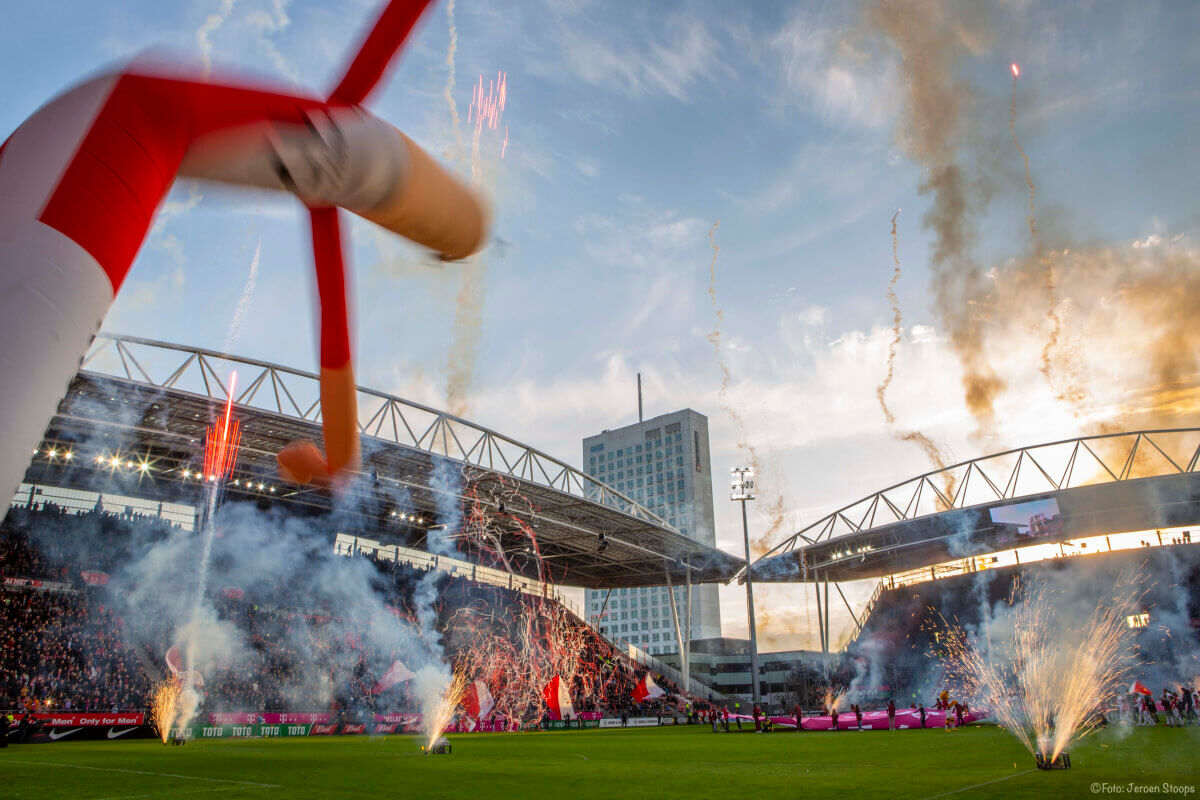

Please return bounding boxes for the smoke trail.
[444,73,507,417]
[876,209,903,425]
[1009,67,1088,411]
[444,265,485,418]
[703,222,788,555]
[197,0,237,79]
[874,210,957,501]
[222,238,260,353]
[442,0,463,163]
[866,0,1003,441]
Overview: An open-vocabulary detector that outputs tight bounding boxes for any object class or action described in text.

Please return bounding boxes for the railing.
[82,333,673,530]
[758,427,1200,561]
[839,578,885,652]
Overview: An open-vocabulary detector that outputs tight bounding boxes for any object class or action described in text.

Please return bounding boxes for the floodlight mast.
[731,466,761,704]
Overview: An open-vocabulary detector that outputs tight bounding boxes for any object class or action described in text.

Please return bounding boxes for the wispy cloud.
[550,11,721,101]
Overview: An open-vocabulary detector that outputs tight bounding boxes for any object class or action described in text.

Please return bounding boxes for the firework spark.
[150,680,182,744]
[934,574,1142,763]
[423,668,469,751]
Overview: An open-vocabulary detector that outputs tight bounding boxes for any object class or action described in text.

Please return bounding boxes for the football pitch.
[2,724,1197,800]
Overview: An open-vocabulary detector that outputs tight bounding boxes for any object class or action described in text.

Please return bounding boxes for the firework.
[934,574,1142,765]
[202,372,241,483]
[150,680,182,744]
[177,373,240,732]
[423,667,469,751]
[820,685,848,713]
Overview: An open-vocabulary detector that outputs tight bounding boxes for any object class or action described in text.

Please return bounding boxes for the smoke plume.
[865,0,1002,441]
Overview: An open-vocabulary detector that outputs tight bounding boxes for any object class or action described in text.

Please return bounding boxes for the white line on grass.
[95,785,246,800]
[0,758,279,788]
[921,768,1035,799]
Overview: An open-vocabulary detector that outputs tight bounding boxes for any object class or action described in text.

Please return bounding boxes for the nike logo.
[48,728,82,741]
[107,727,137,739]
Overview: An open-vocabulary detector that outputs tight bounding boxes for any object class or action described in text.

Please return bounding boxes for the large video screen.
[989,497,1063,543]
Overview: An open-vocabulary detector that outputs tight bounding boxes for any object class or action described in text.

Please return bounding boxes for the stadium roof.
[748,429,1200,583]
[23,333,744,589]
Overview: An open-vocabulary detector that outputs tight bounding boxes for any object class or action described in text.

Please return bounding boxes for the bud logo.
[310,724,337,735]
[342,724,366,734]
[373,723,397,734]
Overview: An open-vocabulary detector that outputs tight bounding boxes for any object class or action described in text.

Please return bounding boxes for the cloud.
[552,12,721,102]
[769,8,897,129]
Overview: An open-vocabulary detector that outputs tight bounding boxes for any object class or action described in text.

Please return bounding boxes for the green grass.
[1,724,1197,800]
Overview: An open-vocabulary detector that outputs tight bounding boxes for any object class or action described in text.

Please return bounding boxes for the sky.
[3,0,1199,650]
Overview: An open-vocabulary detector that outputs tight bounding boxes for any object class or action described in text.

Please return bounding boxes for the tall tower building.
[582,409,721,654]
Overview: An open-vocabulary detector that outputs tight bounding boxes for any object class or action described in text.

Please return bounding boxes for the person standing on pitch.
[918,704,927,729]
[853,704,863,730]
[830,705,839,732]
[793,702,803,732]
[887,700,896,730]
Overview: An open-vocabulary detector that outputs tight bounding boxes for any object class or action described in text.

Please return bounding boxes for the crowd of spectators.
[0,503,711,719]
[0,589,149,712]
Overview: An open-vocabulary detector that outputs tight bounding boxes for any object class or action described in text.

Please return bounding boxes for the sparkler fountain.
[169,373,241,736]
[935,575,1141,770]
[421,668,468,754]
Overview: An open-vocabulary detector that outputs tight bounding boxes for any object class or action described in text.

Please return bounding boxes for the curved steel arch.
[81,332,673,530]
[757,427,1200,562]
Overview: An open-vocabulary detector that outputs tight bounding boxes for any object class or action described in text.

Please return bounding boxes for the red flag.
[1130,680,1152,696]
[633,673,665,704]
[79,570,109,586]
[463,680,494,720]
[373,659,415,694]
[164,645,204,689]
[542,675,575,720]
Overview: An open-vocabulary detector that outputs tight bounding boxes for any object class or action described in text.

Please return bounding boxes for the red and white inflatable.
[0,0,487,500]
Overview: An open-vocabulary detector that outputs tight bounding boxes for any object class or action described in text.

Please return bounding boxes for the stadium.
[3,0,1199,797]
[746,431,1200,707]
[5,337,1199,797]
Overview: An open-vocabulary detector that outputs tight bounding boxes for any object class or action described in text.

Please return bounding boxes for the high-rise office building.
[582,409,721,654]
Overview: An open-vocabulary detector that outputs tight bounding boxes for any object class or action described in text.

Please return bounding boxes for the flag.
[542,675,575,720]
[80,570,109,586]
[164,644,204,689]
[633,673,665,703]
[1130,680,1152,696]
[372,659,415,694]
[463,680,494,720]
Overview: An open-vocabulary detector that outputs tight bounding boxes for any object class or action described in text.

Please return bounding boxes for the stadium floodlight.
[730,466,756,501]
[731,466,762,704]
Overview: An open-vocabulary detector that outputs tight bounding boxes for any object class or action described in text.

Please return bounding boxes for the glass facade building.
[582,409,721,653]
